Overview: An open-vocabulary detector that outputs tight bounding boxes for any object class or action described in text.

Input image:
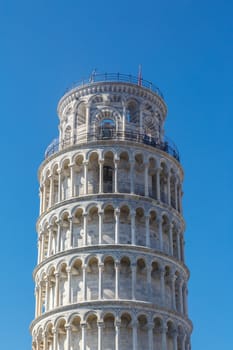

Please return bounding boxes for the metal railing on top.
[65,72,164,99]
[45,131,180,162]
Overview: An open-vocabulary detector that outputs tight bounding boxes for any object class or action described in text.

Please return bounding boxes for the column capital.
[147,322,154,330]
[42,330,48,338]
[97,321,105,328]
[65,324,71,331]
[80,322,87,328]
[131,321,138,328]
[66,266,72,274]
[115,320,121,328]
[160,266,165,276]
[115,208,120,216]
[52,327,57,335]
[115,260,120,267]
[82,264,87,271]
[161,324,168,334]
[99,263,104,270]
[130,209,136,216]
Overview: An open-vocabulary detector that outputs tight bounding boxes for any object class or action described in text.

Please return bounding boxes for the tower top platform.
[57,72,166,117]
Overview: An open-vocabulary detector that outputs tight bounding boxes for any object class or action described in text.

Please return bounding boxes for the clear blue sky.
[0,0,232,349]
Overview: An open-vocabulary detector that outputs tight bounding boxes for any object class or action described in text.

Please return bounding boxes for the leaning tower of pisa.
[31,73,192,350]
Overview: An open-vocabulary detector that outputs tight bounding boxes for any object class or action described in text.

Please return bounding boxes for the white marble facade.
[31,75,192,350]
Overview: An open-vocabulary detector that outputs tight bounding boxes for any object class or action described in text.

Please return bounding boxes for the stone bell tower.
[31,73,192,349]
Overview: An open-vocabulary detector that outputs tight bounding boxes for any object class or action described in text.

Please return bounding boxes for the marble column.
[144,162,149,196]
[132,321,138,350]
[158,217,163,251]
[115,261,120,299]
[83,161,88,195]
[131,210,136,245]
[115,208,120,244]
[97,322,104,350]
[156,168,161,201]
[67,267,72,304]
[145,214,150,247]
[114,160,119,193]
[131,263,136,300]
[130,160,135,194]
[65,325,71,350]
[98,210,103,244]
[82,265,87,301]
[99,160,104,193]
[98,263,104,299]
[55,272,60,307]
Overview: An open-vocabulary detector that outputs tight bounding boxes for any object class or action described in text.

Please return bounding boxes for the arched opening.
[86,257,98,300]
[138,315,148,349]
[102,205,115,244]
[149,210,158,250]
[59,263,68,306]
[87,206,98,245]
[170,169,176,209]
[52,164,59,204]
[148,158,157,199]
[164,266,172,308]
[76,102,86,127]
[153,317,163,348]
[48,267,56,311]
[160,162,168,204]
[70,316,82,350]
[119,206,131,244]
[103,256,115,299]
[167,321,175,350]
[71,259,83,303]
[162,215,170,254]
[151,261,160,305]
[87,152,99,194]
[126,100,139,125]
[119,257,131,299]
[74,155,84,196]
[120,313,132,349]
[40,274,46,315]
[118,152,130,193]
[86,314,98,350]
[135,208,145,246]
[103,151,114,193]
[60,213,70,251]
[103,314,115,350]
[46,323,54,350]
[61,160,71,201]
[57,319,67,350]
[99,118,116,139]
[136,259,147,301]
[73,208,84,248]
[134,154,144,196]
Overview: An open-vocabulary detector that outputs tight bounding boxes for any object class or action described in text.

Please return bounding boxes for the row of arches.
[60,94,163,146]
[40,150,182,214]
[38,205,184,264]
[33,312,190,350]
[35,256,188,318]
